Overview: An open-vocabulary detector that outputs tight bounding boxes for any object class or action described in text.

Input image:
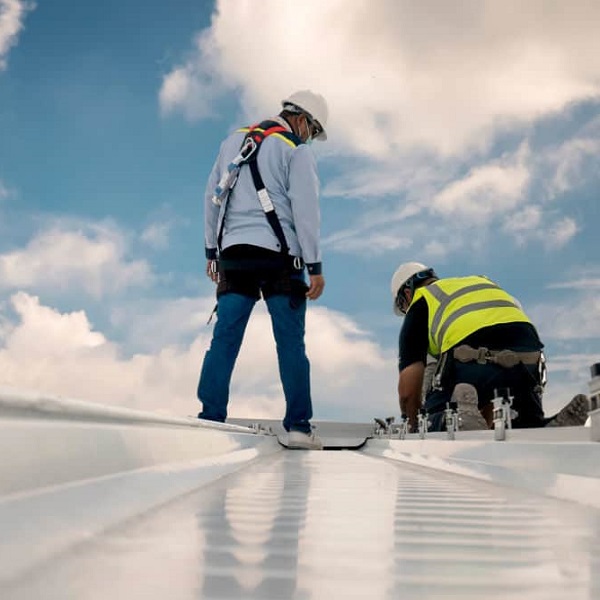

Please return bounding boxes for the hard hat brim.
[281,99,327,141]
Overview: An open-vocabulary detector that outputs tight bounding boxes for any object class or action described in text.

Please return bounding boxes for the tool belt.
[216,268,308,302]
[453,345,541,368]
[219,256,304,272]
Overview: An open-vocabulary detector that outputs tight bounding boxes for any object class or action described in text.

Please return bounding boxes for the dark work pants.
[424,359,545,431]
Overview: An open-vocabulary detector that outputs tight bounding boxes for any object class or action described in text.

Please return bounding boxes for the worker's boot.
[452,383,488,430]
[545,394,589,427]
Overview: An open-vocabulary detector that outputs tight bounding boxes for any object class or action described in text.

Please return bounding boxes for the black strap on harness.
[247,156,290,256]
[217,121,300,261]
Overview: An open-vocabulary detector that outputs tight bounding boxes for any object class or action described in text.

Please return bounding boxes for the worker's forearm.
[399,393,420,432]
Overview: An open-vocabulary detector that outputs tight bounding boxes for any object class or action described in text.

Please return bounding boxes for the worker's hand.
[206,259,219,283]
[306,274,325,300]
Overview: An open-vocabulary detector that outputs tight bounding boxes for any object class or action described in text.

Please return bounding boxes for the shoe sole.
[452,383,488,431]
[286,443,323,450]
[546,394,590,427]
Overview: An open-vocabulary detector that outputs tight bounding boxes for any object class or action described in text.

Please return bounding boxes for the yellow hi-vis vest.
[410,276,533,358]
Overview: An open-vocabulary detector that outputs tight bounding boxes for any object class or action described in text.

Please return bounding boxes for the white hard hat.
[390,262,430,316]
[281,90,328,141]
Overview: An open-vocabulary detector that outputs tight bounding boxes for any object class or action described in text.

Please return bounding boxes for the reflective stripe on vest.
[410,276,532,356]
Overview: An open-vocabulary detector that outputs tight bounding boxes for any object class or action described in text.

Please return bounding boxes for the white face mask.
[302,115,313,144]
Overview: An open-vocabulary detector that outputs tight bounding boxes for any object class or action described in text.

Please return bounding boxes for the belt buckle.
[476,347,489,364]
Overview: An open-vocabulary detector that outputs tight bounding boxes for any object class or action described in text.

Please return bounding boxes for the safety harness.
[213,120,303,268]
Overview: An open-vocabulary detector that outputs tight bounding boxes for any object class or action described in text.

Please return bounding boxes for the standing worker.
[197,91,328,450]
[391,262,589,432]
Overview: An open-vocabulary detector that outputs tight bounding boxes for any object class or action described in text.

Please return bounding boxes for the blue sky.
[1,0,599,421]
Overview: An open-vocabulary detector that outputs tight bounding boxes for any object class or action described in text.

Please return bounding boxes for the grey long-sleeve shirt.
[204,118,322,274]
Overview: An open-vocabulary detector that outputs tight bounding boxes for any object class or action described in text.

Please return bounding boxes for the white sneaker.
[452,383,488,430]
[287,430,324,450]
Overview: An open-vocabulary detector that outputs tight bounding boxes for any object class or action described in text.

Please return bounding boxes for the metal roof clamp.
[373,416,397,438]
[418,408,430,439]
[384,416,396,439]
[374,417,390,437]
[397,415,409,440]
[492,388,517,441]
[444,401,459,440]
[250,422,275,436]
[589,362,600,441]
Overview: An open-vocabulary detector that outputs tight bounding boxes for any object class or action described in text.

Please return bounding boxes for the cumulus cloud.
[0,0,33,71]
[140,221,174,250]
[0,221,153,298]
[324,148,533,256]
[541,114,600,198]
[542,217,579,249]
[159,30,227,120]
[542,352,599,415]
[324,119,594,257]
[531,290,600,342]
[430,149,530,224]
[160,1,600,263]
[0,294,396,421]
[160,0,600,158]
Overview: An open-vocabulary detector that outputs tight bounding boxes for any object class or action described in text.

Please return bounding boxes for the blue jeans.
[197,291,313,433]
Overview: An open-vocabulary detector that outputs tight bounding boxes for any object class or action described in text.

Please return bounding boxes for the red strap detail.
[262,126,287,136]
[248,125,287,147]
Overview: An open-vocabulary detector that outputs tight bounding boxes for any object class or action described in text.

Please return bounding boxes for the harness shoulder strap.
[217,121,301,256]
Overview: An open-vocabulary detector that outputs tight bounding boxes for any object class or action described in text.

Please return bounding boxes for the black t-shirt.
[398,297,544,371]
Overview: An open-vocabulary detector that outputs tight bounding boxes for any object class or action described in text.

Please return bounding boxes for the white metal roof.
[1,387,599,599]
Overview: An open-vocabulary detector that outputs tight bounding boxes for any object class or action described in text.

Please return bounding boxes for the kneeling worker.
[391,262,589,432]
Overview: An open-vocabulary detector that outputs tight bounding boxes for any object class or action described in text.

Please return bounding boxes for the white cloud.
[4,292,105,357]
[0,221,153,298]
[110,296,215,353]
[0,0,33,71]
[159,30,227,121]
[161,0,600,158]
[550,138,600,195]
[548,279,600,291]
[323,148,533,256]
[504,210,579,249]
[160,1,600,264]
[543,353,599,415]
[323,228,412,255]
[430,151,530,224]
[159,66,216,121]
[140,221,173,250]
[0,294,396,422]
[502,206,542,238]
[542,216,578,250]
[531,292,600,341]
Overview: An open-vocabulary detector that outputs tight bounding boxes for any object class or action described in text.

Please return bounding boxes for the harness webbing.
[216,121,299,258]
